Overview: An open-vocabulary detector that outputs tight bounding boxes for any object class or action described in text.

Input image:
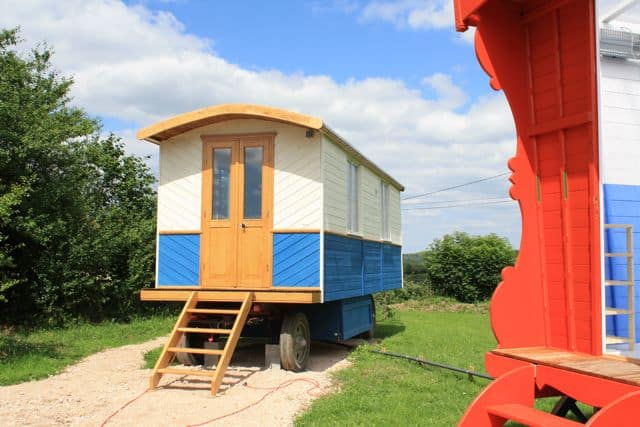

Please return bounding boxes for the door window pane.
[244,146,263,219]
[212,148,231,219]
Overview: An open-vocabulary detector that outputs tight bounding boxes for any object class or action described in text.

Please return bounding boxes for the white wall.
[156,119,322,232]
[322,135,403,245]
[600,57,640,186]
[157,137,202,231]
[322,136,348,232]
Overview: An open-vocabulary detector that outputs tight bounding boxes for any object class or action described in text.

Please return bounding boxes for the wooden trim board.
[140,288,321,304]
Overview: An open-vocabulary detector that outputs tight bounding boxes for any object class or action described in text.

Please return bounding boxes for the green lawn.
[297,310,495,426]
[0,315,175,385]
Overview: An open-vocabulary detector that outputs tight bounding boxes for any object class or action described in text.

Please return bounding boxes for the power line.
[402,199,514,211]
[401,172,510,202]
[402,196,510,208]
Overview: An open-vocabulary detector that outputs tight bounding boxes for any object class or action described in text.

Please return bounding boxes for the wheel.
[280,312,311,372]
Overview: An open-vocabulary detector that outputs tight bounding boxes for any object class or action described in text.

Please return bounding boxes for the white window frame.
[380,181,390,241]
[347,160,359,233]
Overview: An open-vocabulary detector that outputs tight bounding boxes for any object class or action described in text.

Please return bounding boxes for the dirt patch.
[0,338,350,426]
[392,299,489,314]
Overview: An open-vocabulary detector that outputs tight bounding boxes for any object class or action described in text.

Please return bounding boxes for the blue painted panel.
[324,234,364,301]
[342,296,374,339]
[272,233,320,287]
[603,184,640,339]
[363,241,383,295]
[157,234,200,286]
[324,234,402,301]
[382,244,403,290]
[301,296,373,341]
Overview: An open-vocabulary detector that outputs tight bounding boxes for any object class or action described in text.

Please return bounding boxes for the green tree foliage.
[0,28,156,325]
[424,232,516,303]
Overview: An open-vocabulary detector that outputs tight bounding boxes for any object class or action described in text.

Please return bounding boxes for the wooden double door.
[200,133,274,288]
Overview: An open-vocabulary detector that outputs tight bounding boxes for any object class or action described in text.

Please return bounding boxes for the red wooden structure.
[454,0,640,424]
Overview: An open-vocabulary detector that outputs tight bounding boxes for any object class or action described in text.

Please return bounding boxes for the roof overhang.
[137,104,324,143]
[137,103,404,191]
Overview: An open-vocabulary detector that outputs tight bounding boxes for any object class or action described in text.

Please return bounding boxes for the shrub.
[424,232,515,303]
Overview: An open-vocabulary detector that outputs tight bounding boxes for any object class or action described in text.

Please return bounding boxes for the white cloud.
[358,0,475,44]
[360,0,452,29]
[2,0,519,251]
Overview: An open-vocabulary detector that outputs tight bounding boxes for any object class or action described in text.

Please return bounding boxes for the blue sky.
[3,0,523,252]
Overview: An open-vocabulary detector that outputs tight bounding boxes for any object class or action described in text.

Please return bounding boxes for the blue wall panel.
[603,184,640,339]
[272,233,320,287]
[324,233,402,302]
[363,241,383,295]
[324,234,363,301]
[157,234,200,286]
[382,244,403,290]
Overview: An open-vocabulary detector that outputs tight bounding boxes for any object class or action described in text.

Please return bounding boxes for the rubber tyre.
[279,312,311,372]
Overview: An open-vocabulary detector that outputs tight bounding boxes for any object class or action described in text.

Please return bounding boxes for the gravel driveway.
[0,338,350,426]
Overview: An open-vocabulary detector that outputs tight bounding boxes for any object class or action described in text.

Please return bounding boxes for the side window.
[381,181,390,240]
[347,160,359,233]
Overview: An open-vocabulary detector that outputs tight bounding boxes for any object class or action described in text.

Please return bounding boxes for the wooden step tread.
[167,347,224,355]
[487,404,582,427]
[604,252,632,257]
[177,327,232,334]
[187,308,239,315]
[605,307,632,315]
[158,367,217,377]
[606,335,633,344]
[605,279,633,286]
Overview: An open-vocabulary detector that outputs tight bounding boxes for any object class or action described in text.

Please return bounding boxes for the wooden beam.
[140,288,321,304]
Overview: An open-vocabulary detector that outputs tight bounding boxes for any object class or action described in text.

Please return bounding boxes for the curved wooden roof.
[137,104,324,142]
[137,103,404,190]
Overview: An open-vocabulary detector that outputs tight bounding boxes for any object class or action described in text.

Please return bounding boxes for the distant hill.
[403,252,425,269]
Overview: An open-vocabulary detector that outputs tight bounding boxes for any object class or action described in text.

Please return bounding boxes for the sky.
[4,0,635,253]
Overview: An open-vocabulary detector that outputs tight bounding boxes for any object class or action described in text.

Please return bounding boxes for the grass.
[297,305,596,426]
[0,315,175,385]
[143,345,163,369]
[297,309,495,426]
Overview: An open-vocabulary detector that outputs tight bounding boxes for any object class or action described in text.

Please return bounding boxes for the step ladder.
[149,291,254,395]
[460,364,640,426]
[604,224,635,351]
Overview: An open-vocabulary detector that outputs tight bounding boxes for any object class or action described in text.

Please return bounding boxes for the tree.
[424,232,516,303]
[0,28,156,324]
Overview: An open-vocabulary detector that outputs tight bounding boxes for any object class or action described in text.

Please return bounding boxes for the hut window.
[243,146,263,219]
[381,181,390,240]
[212,148,231,220]
[347,160,359,233]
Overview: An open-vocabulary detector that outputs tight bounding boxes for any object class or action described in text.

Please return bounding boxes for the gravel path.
[0,338,350,426]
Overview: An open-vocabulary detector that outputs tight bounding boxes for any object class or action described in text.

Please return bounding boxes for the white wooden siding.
[156,119,322,232]
[361,167,381,240]
[389,186,402,245]
[322,135,402,245]
[600,58,640,186]
[157,137,202,231]
[322,136,348,233]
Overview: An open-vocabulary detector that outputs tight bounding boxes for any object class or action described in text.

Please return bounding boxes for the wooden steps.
[149,291,254,395]
[167,347,224,355]
[158,367,216,377]
[176,327,232,334]
[487,404,582,427]
[187,308,239,315]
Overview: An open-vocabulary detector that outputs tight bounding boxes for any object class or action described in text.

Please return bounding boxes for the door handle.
[240,223,246,229]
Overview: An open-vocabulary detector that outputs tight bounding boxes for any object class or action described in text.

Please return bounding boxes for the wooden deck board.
[140,288,321,304]
[493,347,640,387]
